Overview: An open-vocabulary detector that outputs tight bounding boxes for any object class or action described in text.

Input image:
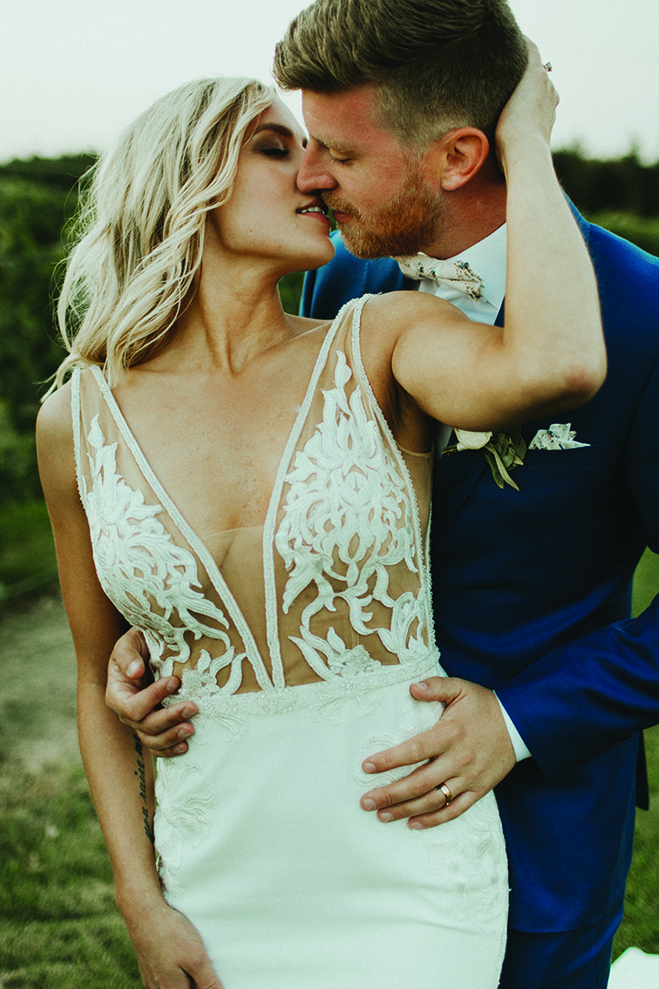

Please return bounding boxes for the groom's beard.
[324,169,447,260]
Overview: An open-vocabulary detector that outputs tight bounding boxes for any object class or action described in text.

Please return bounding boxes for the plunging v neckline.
[88,315,338,548]
[86,308,347,689]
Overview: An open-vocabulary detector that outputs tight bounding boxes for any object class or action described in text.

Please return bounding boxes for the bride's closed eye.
[258,143,290,158]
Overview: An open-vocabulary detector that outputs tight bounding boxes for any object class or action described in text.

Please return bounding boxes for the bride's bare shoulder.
[362,290,460,329]
[37,379,73,439]
[36,380,77,492]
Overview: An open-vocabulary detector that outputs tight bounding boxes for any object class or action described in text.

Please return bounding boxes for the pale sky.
[2,0,659,164]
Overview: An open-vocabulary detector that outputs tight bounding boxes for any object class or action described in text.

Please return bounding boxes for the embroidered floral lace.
[72,297,439,716]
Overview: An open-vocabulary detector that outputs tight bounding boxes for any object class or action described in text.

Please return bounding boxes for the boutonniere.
[441,428,527,490]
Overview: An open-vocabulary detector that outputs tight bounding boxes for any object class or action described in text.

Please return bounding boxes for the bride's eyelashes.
[257,143,290,158]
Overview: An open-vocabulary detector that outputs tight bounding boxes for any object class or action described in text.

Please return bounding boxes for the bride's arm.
[36,385,223,989]
[374,42,606,431]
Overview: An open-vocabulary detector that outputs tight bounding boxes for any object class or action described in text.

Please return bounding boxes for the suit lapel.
[431,299,505,539]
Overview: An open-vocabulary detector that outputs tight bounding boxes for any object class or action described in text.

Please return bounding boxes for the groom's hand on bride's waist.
[359,678,516,828]
[106,626,198,757]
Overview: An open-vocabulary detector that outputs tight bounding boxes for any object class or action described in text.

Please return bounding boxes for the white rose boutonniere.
[454,430,493,451]
[442,428,527,490]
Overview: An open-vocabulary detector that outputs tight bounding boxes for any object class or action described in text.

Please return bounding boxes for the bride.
[37,52,604,989]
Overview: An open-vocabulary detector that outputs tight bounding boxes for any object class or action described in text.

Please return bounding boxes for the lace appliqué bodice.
[72,297,440,714]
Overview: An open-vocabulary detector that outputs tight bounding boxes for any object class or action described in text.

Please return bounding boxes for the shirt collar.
[445,222,507,313]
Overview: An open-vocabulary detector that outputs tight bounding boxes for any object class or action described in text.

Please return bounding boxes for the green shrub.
[588,211,659,257]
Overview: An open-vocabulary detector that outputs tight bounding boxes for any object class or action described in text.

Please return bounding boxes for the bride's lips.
[296,199,331,225]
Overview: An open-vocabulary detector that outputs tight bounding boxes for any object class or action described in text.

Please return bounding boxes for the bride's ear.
[427,128,490,192]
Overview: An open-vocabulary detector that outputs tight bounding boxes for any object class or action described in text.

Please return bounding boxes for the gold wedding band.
[437,782,453,806]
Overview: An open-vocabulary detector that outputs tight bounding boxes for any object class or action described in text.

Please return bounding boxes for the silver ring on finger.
[435,782,453,806]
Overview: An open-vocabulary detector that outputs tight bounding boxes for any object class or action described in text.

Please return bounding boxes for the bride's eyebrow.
[252,124,295,139]
[249,122,308,149]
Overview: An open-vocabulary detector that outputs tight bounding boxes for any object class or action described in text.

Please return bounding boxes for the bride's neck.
[168,255,295,376]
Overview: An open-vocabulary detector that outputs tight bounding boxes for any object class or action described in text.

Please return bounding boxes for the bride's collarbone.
[113,368,316,536]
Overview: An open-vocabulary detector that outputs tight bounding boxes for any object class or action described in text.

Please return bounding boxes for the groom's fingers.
[360,678,516,826]
[362,768,466,824]
[406,788,480,828]
[360,722,461,816]
[361,756,449,811]
[106,662,199,757]
[130,696,198,757]
[105,625,200,757]
[360,754,464,820]
[361,715,459,777]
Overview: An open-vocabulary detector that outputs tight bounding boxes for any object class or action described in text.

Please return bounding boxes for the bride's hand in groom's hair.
[105,626,198,758]
[359,678,516,829]
[495,37,559,170]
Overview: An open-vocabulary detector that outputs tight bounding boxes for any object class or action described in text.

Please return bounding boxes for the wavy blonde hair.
[55,77,274,386]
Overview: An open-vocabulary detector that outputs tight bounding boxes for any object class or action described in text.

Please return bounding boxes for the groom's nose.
[297,141,338,193]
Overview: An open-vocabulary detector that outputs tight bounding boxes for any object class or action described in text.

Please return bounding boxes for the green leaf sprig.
[441,428,527,490]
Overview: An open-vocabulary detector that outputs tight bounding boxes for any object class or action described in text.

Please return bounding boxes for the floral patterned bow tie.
[395,253,484,301]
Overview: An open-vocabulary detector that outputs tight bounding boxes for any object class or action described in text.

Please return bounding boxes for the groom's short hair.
[273,0,527,146]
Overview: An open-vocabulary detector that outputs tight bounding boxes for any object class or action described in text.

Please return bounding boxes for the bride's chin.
[276,248,334,275]
[300,240,335,268]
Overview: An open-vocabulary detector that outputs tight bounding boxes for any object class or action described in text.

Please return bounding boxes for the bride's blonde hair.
[55,76,274,386]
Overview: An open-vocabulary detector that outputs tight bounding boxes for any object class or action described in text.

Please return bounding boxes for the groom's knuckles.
[413,675,464,703]
[370,767,440,810]
[366,719,452,774]
[392,726,444,766]
[411,792,476,829]
[108,679,161,721]
[383,784,452,822]
[139,719,194,754]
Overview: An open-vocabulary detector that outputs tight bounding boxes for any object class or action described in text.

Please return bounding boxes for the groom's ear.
[426,128,490,192]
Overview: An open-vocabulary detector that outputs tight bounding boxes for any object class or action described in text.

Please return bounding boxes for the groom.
[106,1,659,985]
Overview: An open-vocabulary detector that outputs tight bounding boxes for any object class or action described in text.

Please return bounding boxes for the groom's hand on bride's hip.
[105,627,198,758]
[359,677,516,828]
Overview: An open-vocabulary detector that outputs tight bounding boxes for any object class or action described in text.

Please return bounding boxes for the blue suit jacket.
[301,213,659,932]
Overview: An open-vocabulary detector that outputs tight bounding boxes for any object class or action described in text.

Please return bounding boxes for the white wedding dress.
[72,297,508,988]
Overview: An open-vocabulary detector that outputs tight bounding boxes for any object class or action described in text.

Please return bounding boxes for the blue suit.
[301,214,659,943]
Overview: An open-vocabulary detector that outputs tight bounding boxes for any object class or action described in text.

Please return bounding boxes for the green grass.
[0,763,143,987]
[632,547,659,616]
[614,724,659,957]
[613,547,659,958]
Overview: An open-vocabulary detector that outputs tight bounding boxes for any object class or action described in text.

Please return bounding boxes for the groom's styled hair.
[273,0,527,146]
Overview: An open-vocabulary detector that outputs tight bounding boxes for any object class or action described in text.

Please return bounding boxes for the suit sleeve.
[497,358,659,779]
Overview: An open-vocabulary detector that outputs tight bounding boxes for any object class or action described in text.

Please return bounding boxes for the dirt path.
[0,592,80,771]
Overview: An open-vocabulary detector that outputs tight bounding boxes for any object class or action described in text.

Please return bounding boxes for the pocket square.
[528,423,590,451]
